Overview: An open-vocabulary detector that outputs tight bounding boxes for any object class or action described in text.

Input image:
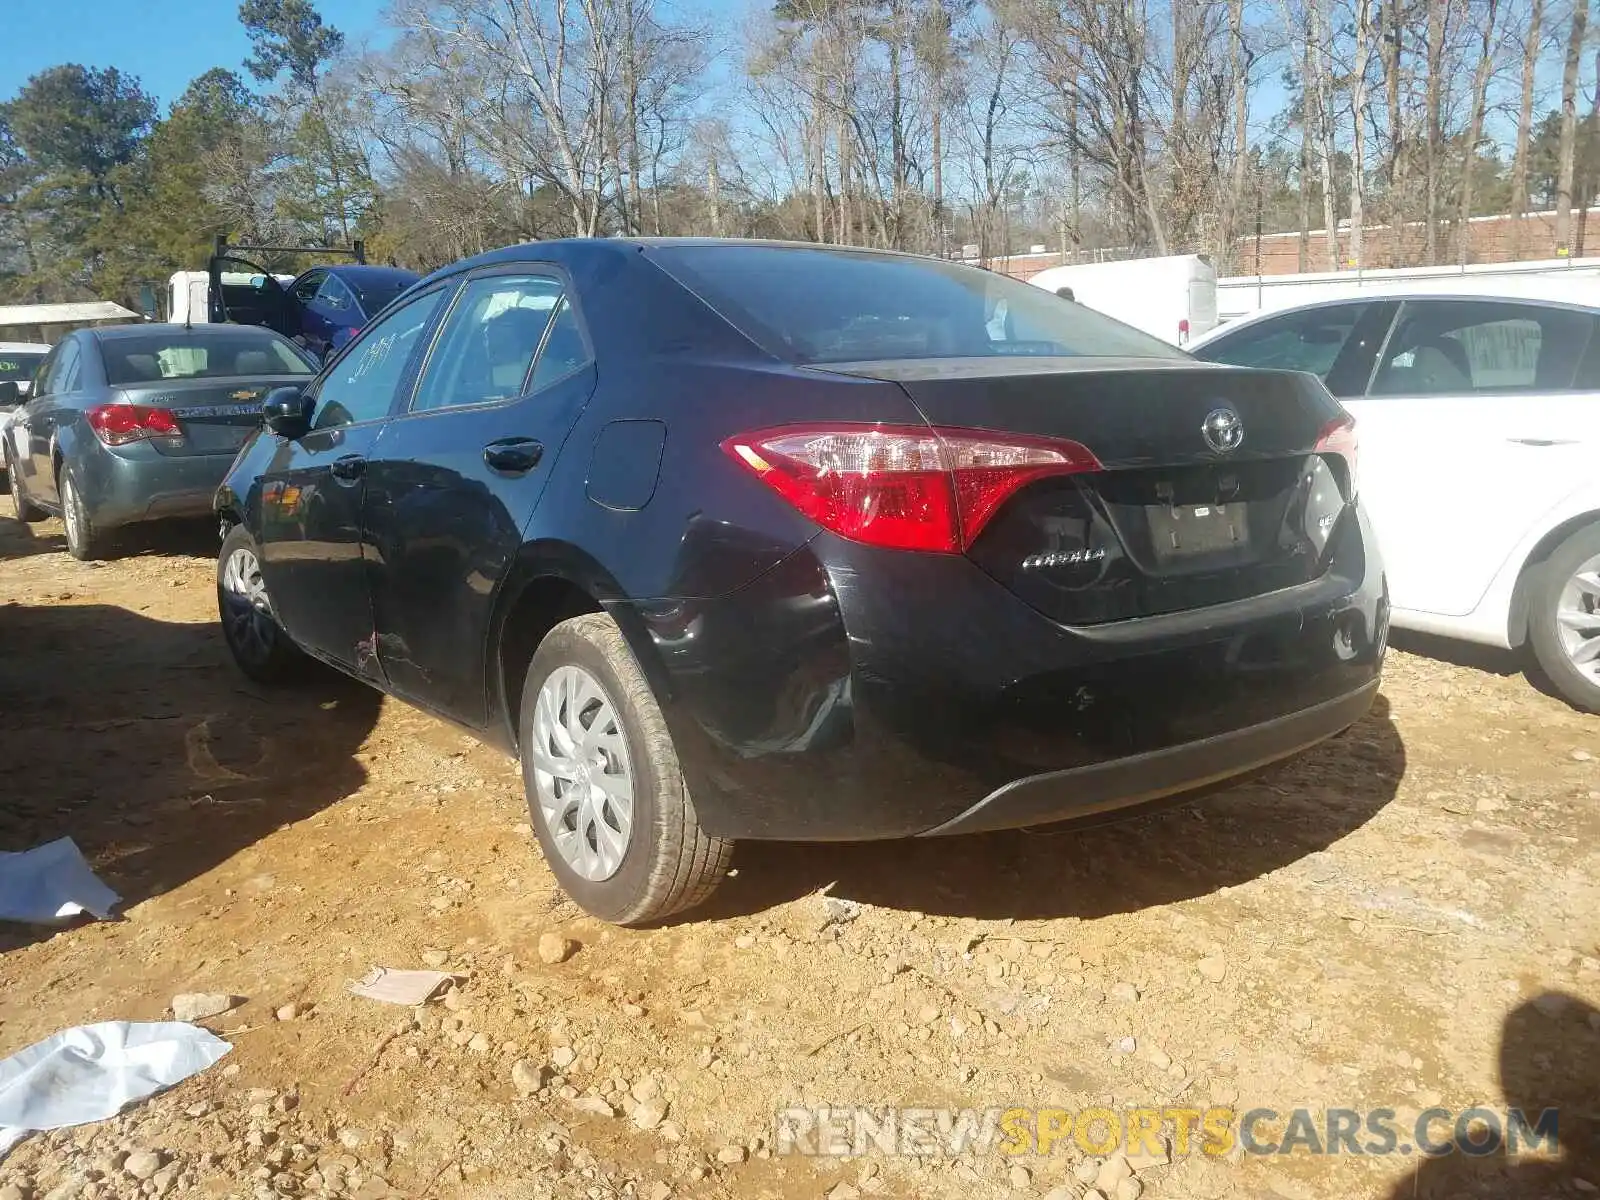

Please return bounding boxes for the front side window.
[312,288,447,430]
[292,271,326,305]
[1371,300,1597,396]
[315,274,357,313]
[411,274,566,412]
[649,245,1184,364]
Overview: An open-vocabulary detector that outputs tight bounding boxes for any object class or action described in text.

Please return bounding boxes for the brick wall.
[972,207,1600,281]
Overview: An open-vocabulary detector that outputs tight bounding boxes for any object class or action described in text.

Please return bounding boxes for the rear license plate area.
[1148,502,1248,562]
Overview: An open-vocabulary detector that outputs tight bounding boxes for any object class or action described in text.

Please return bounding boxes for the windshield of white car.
[0,352,45,382]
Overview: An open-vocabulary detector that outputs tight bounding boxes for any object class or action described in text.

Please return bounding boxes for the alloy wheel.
[1555,553,1600,678]
[529,665,636,882]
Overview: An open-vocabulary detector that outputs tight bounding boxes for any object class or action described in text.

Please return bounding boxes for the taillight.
[721,424,1102,553]
[87,404,183,447]
[1314,411,1359,499]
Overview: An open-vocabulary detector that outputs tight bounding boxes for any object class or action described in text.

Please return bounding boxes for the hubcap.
[528,665,635,882]
[221,546,277,662]
[1556,553,1600,678]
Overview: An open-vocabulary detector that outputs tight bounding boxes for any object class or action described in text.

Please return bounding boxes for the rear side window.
[1371,300,1597,396]
[1197,304,1367,377]
[411,274,567,412]
[103,333,316,384]
[649,245,1184,364]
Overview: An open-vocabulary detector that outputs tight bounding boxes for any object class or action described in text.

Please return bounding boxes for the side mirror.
[262,387,313,439]
[250,275,269,291]
[0,380,19,407]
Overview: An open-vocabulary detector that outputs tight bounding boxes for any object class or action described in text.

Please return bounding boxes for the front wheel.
[8,458,43,522]
[1527,522,1600,713]
[217,524,304,683]
[519,613,732,925]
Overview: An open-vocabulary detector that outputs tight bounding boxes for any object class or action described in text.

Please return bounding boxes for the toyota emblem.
[1201,407,1244,454]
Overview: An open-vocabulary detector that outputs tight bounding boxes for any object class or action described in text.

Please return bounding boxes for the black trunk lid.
[821,358,1353,625]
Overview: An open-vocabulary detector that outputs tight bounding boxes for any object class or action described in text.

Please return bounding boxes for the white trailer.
[1217,255,1600,323]
[1026,254,1219,346]
[165,269,297,326]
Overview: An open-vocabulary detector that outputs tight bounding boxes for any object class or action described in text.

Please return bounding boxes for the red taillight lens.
[1313,411,1359,499]
[721,424,1102,553]
[87,404,183,446]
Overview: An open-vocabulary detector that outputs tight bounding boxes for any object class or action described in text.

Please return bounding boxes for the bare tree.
[1555,0,1590,253]
[1457,0,1503,264]
[1347,0,1377,268]
[1424,0,1450,261]
[1509,0,1546,248]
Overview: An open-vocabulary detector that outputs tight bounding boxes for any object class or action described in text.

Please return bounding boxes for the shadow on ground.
[0,515,64,560]
[0,600,380,953]
[1385,992,1598,1198]
[695,694,1404,922]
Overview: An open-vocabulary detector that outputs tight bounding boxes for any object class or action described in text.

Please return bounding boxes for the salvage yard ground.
[2,513,1599,1200]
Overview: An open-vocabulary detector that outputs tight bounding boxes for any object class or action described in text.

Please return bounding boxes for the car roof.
[90,322,294,342]
[0,342,50,352]
[1196,288,1600,348]
[412,236,951,291]
[321,264,421,284]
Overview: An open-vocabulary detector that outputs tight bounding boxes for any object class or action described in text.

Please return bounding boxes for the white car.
[0,342,50,483]
[1192,293,1600,710]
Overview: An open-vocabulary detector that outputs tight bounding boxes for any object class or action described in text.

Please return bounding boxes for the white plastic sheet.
[0,838,120,923]
[0,1022,231,1160]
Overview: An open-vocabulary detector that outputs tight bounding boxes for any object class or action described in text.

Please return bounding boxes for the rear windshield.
[102,332,317,385]
[0,352,45,383]
[648,245,1186,365]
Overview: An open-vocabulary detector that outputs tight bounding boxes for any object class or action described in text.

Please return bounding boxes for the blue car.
[209,254,420,362]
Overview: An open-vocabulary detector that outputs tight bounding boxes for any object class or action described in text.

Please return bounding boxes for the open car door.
[208,253,297,335]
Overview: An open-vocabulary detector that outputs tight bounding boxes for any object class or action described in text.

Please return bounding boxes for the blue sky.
[1,0,395,109]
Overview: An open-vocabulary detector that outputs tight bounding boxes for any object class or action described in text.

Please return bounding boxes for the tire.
[1527,522,1600,714]
[8,458,43,522]
[59,466,108,560]
[217,523,305,684]
[520,612,732,925]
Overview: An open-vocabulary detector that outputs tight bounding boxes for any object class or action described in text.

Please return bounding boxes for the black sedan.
[214,239,1387,925]
[8,324,319,559]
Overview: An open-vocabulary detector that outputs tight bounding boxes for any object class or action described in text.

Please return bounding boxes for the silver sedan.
[6,323,318,559]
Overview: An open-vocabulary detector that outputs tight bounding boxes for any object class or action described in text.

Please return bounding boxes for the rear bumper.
[76,443,234,529]
[920,680,1378,836]
[626,502,1387,842]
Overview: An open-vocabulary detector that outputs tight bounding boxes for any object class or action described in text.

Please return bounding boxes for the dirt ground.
[2,512,1599,1200]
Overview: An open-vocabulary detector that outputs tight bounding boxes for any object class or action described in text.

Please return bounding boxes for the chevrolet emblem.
[230,389,261,402]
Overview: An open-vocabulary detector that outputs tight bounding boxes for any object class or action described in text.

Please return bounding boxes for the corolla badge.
[1201,407,1244,454]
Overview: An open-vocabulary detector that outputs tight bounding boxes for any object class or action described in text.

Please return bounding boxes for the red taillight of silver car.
[86,404,184,447]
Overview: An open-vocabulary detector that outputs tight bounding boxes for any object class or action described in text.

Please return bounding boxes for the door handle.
[1507,437,1579,447]
[483,438,544,474]
[330,453,366,482]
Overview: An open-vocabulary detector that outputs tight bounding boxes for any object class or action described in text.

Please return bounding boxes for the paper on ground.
[0,1022,231,1160]
[0,837,120,923]
[349,967,458,1006]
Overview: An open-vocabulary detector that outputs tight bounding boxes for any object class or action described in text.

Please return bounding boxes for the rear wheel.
[7,459,43,522]
[60,467,109,560]
[218,524,304,683]
[519,613,731,925]
[1528,523,1600,713]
